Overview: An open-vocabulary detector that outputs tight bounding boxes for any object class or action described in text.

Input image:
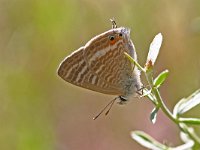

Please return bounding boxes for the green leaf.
[131,131,194,150]
[180,131,192,143]
[171,141,194,150]
[179,125,200,148]
[179,118,200,125]
[150,107,159,124]
[146,33,163,66]
[173,89,200,115]
[131,131,168,150]
[173,98,186,118]
[153,70,169,88]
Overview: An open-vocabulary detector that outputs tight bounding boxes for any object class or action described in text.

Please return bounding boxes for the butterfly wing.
[57,27,141,96]
[83,27,137,95]
[57,47,123,95]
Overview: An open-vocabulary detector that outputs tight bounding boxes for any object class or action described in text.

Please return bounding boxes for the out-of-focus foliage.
[0,0,200,150]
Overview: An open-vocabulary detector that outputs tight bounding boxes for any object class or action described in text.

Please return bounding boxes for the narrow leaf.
[174,89,200,115]
[170,132,194,150]
[179,124,200,144]
[179,118,200,125]
[171,141,194,150]
[131,131,167,150]
[173,98,186,118]
[180,131,193,143]
[146,33,163,66]
[153,70,169,88]
[150,107,159,124]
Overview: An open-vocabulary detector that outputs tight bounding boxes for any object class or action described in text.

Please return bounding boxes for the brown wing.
[83,31,134,95]
[57,47,123,95]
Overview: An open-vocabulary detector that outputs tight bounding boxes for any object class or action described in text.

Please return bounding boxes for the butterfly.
[57,20,142,119]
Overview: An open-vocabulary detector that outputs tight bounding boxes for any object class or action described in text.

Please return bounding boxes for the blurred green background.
[1,0,200,150]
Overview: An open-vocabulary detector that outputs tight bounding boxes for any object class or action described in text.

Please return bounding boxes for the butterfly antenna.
[105,98,116,115]
[110,18,117,29]
[93,97,118,120]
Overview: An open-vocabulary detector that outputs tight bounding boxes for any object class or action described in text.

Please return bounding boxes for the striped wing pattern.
[84,37,132,93]
[57,27,135,96]
[57,47,123,95]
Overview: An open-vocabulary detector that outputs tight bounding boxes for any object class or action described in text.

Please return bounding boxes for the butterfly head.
[108,27,131,45]
[85,27,131,49]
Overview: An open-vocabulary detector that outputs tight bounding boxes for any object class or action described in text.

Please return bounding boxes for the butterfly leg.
[136,86,145,96]
[118,96,128,105]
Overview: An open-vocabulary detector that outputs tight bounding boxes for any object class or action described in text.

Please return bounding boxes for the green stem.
[145,68,200,146]
[179,123,200,146]
[124,52,200,146]
[124,52,145,72]
[145,69,177,123]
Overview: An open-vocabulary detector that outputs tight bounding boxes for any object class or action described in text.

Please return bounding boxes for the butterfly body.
[58,27,142,102]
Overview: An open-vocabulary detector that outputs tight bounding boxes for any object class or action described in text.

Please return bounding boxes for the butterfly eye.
[119,33,123,37]
[109,35,115,41]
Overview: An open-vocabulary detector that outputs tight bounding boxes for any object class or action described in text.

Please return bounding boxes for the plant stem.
[124,52,200,146]
[124,52,146,72]
[145,68,200,146]
[145,69,177,123]
[179,123,200,147]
